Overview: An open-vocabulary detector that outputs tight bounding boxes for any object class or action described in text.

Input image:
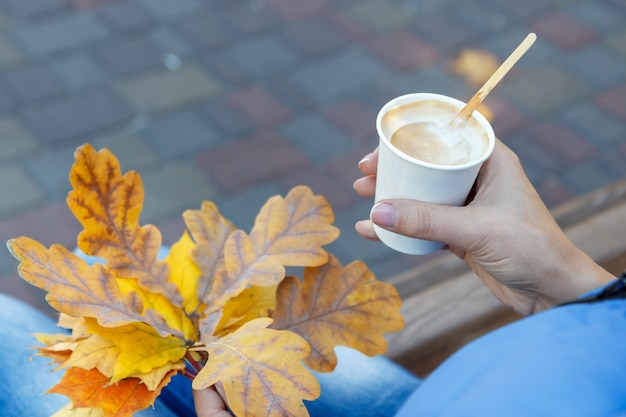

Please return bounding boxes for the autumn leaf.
[67,144,181,305]
[51,403,104,417]
[448,48,501,87]
[271,255,404,372]
[165,230,202,315]
[214,284,279,336]
[48,367,174,417]
[193,318,320,417]
[7,238,176,338]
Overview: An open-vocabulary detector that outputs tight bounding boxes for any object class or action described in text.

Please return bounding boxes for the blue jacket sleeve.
[395,285,626,416]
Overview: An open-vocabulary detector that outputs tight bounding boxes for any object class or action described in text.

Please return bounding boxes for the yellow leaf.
[51,403,104,417]
[128,360,187,391]
[165,231,202,315]
[7,238,176,338]
[271,256,404,372]
[214,284,279,336]
[84,321,187,383]
[193,318,320,417]
[62,334,120,377]
[67,144,181,305]
[448,48,501,87]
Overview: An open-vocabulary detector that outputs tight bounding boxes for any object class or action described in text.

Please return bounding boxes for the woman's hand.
[354,140,614,315]
[193,384,231,417]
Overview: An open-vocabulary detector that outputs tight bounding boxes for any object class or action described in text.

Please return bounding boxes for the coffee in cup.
[373,93,495,255]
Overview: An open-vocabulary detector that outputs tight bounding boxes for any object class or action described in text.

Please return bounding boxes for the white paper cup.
[372,93,495,255]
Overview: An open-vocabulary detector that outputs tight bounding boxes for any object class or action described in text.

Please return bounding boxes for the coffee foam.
[382,100,489,166]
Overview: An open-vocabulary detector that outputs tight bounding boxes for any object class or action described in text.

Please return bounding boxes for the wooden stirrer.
[453,32,537,124]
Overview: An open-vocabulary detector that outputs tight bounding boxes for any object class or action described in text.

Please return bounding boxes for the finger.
[357,148,379,176]
[370,200,482,252]
[193,387,231,417]
[353,175,376,197]
[355,220,380,241]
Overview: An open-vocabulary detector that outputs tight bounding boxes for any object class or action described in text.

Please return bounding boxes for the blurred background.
[0,0,625,315]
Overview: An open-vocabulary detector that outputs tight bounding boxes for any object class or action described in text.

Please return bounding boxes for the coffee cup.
[372,93,495,255]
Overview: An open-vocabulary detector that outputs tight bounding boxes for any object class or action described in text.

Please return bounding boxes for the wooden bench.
[384,178,626,377]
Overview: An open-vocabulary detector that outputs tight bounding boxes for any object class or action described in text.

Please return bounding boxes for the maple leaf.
[193,318,320,417]
[48,367,174,417]
[67,144,182,305]
[271,255,404,372]
[7,238,176,337]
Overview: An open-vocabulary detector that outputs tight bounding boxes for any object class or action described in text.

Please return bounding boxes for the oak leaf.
[66,144,181,305]
[193,318,320,417]
[271,255,404,372]
[48,367,174,417]
[7,238,175,337]
[51,403,104,417]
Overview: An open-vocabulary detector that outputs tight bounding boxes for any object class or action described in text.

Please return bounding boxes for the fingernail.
[358,153,372,167]
[370,203,397,228]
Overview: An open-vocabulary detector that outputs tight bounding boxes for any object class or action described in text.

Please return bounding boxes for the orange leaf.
[66,144,181,305]
[7,237,176,338]
[193,318,320,417]
[448,48,501,87]
[48,367,174,417]
[271,255,404,372]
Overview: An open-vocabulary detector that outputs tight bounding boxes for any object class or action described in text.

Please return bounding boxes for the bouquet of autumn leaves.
[7,144,404,417]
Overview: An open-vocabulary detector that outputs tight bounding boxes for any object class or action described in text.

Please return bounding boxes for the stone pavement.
[0,0,625,314]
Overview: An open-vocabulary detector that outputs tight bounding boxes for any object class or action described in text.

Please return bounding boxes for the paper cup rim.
[376,92,496,171]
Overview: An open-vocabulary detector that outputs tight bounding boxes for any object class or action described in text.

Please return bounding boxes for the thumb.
[370,200,478,251]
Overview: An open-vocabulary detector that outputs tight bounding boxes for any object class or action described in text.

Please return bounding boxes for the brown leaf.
[67,144,181,305]
[193,318,320,417]
[271,255,404,372]
[7,237,176,337]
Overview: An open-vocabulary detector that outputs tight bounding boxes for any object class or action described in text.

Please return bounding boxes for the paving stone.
[281,114,354,164]
[71,0,120,9]
[265,0,328,20]
[48,53,108,90]
[4,65,63,102]
[223,2,280,33]
[324,8,369,41]
[96,37,163,76]
[560,160,617,196]
[228,85,292,128]
[483,95,531,138]
[289,46,392,104]
[0,0,70,19]
[536,178,575,208]
[324,100,378,141]
[0,34,21,68]
[21,88,133,145]
[10,12,109,57]
[368,31,439,72]
[0,164,44,216]
[91,130,159,171]
[0,117,37,162]
[148,28,193,57]
[22,145,77,199]
[413,13,480,49]
[0,83,15,112]
[222,35,298,77]
[345,0,416,33]
[132,0,203,20]
[175,11,238,49]
[531,11,600,51]
[565,43,626,88]
[596,83,626,120]
[280,18,349,55]
[116,65,220,114]
[140,162,218,224]
[264,76,318,113]
[212,183,284,233]
[324,146,373,191]
[0,201,81,249]
[196,132,311,192]
[451,1,510,33]
[499,66,592,115]
[483,27,562,70]
[530,121,597,164]
[141,109,220,158]
[200,98,254,138]
[606,29,626,57]
[279,167,359,210]
[560,102,626,147]
[96,1,152,32]
[486,0,552,19]
[567,1,625,34]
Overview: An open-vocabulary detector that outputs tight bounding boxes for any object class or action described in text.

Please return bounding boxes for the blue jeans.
[0,293,419,417]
